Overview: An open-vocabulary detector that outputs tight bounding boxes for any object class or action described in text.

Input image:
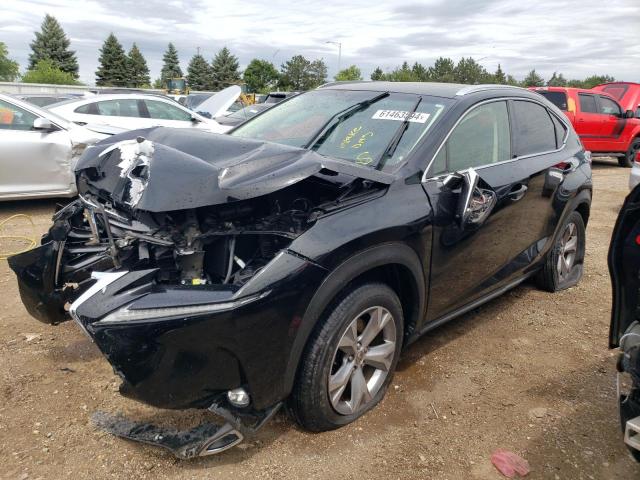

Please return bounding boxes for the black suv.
[10,82,592,457]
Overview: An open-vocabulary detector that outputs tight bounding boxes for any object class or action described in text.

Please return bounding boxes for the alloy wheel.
[328,306,397,416]
[557,221,578,281]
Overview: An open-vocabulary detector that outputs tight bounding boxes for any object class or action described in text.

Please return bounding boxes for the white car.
[0,93,108,200]
[47,94,226,133]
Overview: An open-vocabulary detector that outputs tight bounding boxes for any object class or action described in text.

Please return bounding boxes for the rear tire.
[619,138,640,168]
[536,210,586,292]
[290,282,403,432]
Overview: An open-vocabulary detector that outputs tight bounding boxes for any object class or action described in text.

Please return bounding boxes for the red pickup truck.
[593,82,640,119]
[530,86,640,167]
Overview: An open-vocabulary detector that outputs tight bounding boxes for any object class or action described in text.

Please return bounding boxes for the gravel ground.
[1,160,640,479]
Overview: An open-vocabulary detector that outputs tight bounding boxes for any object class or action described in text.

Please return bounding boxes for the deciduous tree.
[370,66,384,81]
[23,59,81,85]
[335,65,362,81]
[243,59,279,92]
[0,42,19,81]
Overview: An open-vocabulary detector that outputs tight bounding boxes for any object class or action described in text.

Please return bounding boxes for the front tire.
[290,283,403,432]
[537,210,586,292]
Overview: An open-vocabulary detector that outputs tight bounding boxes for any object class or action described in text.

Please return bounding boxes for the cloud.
[1,0,638,84]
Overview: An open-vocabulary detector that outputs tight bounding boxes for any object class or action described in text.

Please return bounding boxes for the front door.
[423,100,519,319]
[0,99,74,197]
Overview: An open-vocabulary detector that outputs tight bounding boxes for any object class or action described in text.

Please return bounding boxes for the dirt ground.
[1,160,639,480]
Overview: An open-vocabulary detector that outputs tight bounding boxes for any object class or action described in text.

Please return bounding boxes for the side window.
[550,114,568,148]
[598,96,621,116]
[144,100,192,121]
[578,94,598,113]
[512,101,556,156]
[446,101,510,171]
[430,147,447,175]
[96,99,140,117]
[0,99,38,131]
[74,104,92,114]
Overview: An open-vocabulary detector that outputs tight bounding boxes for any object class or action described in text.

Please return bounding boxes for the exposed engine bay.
[57,173,378,295]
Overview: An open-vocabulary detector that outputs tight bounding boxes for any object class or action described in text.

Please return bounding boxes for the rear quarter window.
[538,91,568,111]
[512,101,556,156]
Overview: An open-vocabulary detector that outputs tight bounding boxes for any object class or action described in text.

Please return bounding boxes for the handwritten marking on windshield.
[352,131,374,149]
[340,126,362,148]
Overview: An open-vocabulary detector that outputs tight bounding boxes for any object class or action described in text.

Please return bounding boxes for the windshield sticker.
[372,110,430,123]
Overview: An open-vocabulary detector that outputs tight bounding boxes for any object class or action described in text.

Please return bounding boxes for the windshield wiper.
[304,91,390,150]
[375,97,422,170]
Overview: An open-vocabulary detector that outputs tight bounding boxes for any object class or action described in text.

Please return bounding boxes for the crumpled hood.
[75,127,393,212]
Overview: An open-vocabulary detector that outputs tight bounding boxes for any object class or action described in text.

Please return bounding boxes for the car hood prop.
[75,127,394,212]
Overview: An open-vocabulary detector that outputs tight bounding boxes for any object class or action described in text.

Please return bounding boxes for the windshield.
[231,89,450,170]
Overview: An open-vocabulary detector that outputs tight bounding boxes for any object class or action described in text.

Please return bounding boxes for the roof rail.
[455,84,526,96]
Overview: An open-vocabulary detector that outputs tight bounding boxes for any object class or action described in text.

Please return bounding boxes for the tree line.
[0,14,618,92]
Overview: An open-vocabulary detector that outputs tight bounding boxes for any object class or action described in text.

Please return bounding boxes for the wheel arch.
[283,242,426,396]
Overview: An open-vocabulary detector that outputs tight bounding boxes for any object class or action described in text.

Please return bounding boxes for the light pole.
[326,41,342,73]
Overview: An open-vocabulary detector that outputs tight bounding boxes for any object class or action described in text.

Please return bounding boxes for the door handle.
[507,184,528,201]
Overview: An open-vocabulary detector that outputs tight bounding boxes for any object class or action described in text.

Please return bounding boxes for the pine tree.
[210,47,240,90]
[493,64,506,84]
[127,43,150,87]
[521,69,545,87]
[186,53,212,91]
[28,14,78,78]
[428,57,456,83]
[371,67,384,81]
[160,43,183,82]
[547,72,567,87]
[95,33,128,87]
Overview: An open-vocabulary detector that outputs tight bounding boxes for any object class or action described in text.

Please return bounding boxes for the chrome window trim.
[421,97,569,183]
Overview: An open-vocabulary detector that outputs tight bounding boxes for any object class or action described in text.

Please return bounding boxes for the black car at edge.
[9,82,592,457]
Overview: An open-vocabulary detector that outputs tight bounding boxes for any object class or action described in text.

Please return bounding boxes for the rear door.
[0,99,74,197]
[506,99,572,262]
[93,99,152,130]
[141,99,195,128]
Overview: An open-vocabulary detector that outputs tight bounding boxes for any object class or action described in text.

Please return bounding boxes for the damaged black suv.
[10,82,592,457]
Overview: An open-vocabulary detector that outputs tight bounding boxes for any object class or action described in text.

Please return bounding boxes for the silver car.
[0,93,108,200]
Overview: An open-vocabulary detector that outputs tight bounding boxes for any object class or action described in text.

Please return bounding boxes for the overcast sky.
[2,0,639,85]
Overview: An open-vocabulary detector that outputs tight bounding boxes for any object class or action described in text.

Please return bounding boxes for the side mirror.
[33,117,53,131]
[625,110,635,119]
[456,168,479,225]
[454,167,497,228]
